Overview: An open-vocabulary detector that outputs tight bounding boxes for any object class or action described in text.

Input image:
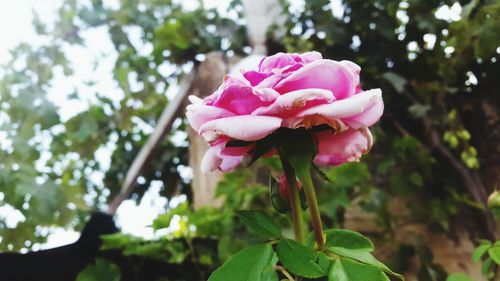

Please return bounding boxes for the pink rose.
[187,51,383,172]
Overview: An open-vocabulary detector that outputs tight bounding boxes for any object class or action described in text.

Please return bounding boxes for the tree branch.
[425,120,497,239]
[107,70,196,215]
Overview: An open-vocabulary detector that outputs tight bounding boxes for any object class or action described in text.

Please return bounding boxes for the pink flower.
[187,52,383,172]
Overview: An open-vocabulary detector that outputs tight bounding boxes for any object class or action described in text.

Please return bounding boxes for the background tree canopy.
[0,0,499,280]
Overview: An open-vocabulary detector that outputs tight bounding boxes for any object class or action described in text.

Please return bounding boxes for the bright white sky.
[0,0,462,250]
[0,1,59,61]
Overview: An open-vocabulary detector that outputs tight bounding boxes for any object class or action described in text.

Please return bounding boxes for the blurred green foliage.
[76,258,121,281]
[0,0,499,280]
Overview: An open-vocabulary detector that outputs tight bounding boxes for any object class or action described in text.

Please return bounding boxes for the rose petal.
[258,52,297,72]
[339,60,360,77]
[255,74,283,89]
[220,143,253,170]
[252,87,281,102]
[188,95,203,104]
[271,62,302,76]
[243,70,269,86]
[288,89,383,129]
[221,142,255,156]
[186,104,236,132]
[296,51,323,63]
[210,82,275,114]
[314,128,373,166]
[201,144,223,173]
[342,92,384,129]
[202,75,250,104]
[201,141,248,173]
[252,88,334,117]
[199,115,282,143]
[282,114,347,130]
[274,59,361,99]
[219,155,244,172]
[339,60,362,93]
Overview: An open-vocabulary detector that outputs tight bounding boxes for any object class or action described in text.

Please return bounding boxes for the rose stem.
[275,266,296,281]
[294,165,325,250]
[279,154,306,244]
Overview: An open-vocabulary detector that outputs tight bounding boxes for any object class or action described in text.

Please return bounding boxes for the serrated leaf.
[276,239,326,278]
[235,210,281,239]
[324,229,374,252]
[329,247,404,280]
[329,258,390,281]
[472,244,490,262]
[208,244,274,281]
[317,252,333,273]
[261,253,279,281]
[446,272,474,281]
[487,246,500,264]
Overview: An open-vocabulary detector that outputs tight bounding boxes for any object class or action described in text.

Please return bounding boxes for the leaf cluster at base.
[208,209,405,281]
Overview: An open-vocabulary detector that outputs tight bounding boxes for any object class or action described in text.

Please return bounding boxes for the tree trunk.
[188,53,230,209]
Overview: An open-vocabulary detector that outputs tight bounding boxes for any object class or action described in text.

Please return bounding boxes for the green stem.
[288,175,305,244]
[279,154,306,244]
[295,166,325,251]
[186,237,204,280]
[275,266,296,281]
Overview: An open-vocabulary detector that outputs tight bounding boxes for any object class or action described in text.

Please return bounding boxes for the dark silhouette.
[0,212,118,281]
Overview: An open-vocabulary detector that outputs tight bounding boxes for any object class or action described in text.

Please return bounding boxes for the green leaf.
[100,233,143,250]
[446,272,474,281]
[261,253,280,281]
[235,210,281,239]
[317,252,333,273]
[208,244,274,281]
[276,239,326,278]
[383,72,406,92]
[472,244,490,262]
[123,242,171,261]
[481,257,493,275]
[324,229,374,252]
[329,258,390,281]
[152,202,190,230]
[328,247,404,280]
[408,104,431,119]
[76,258,120,281]
[487,245,500,264]
[478,239,492,246]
